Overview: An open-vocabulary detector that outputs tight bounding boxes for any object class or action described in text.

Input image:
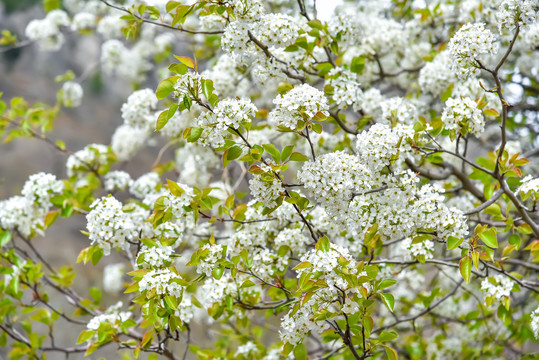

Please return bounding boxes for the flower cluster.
[72,12,96,31]
[298,151,373,210]
[356,123,415,172]
[137,244,175,269]
[103,263,125,293]
[401,238,435,260]
[518,175,539,200]
[255,14,300,48]
[103,170,133,192]
[121,89,157,130]
[196,243,225,276]
[269,84,329,131]
[496,0,536,31]
[66,144,111,177]
[325,67,363,111]
[130,172,161,200]
[0,173,63,237]
[86,302,131,331]
[138,268,184,297]
[111,124,148,161]
[380,97,419,126]
[441,97,485,136]
[248,165,285,208]
[523,23,539,48]
[532,306,539,339]
[448,23,498,79]
[86,196,138,255]
[25,10,70,51]
[274,228,309,255]
[195,98,257,147]
[418,51,456,95]
[480,274,514,303]
[21,172,64,208]
[60,81,84,108]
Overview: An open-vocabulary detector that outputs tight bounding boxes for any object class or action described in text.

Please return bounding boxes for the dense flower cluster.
[448,23,498,79]
[103,170,133,192]
[138,268,184,297]
[121,89,158,130]
[418,51,456,95]
[66,144,110,177]
[269,84,329,130]
[86,196,138,255]
[441,97,485,136]
[0,173,64,237]
[195,98,257,147]
[60,81,84,108]
[248,165,285,208]
[325,67,363,111]
[5,0,539,358]
[25,10,69,51]
[496,0,536,30]
[298,151,373,210]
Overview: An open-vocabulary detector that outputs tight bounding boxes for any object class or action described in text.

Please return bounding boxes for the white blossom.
[60,81,83,108]
[480,274,514,303]
[86,196,138,255]
[441,97,485,136]
[103,263,125,293]
[104,170,133,192]
[195,98,257,147]
[139,268,184,297]
[448,23,498,79]
[269,84,329,131]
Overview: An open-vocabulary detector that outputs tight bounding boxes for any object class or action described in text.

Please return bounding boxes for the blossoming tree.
[1,0,539,359]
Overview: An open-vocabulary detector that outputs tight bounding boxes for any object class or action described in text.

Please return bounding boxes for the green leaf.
[0,230,12,247]
[281,145,294,161]
[156,110,169,131]
[168,63,188,75]
[508,234,521,250]
[293,343,307,360]
[155,78,176,100]
[379,279,397,290]
[380,293,395,312]
[293,261,312,270]
[441,83,454,101]
[479,228,498,248]
[164,295,178,310]
[459,256,472,283]
[483,108,499,117]
[184,127,203,142]
[227,145,243,161]
[173,55,195,68]
[289,152,309,162]
[76,330,94,344]
[167,179,185,196]
[89,287,101,305]
[315,236,330,252]
[91,247,103,266]
[384,345,398,360]
[212,266,224,280]
[43,0,61,12]
[378,330,398,342]
[263,144,281,163]
[447,236,464,250]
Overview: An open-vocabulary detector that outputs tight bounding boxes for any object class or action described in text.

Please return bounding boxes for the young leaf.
[380,292,395,312]
[479,228,498,248]
[459,256,472,283]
